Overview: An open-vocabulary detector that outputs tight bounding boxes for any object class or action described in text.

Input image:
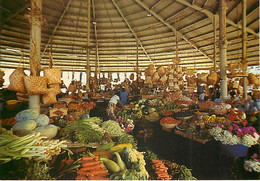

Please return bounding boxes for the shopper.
[106,91,124,120]
[214,92,221,103]
[120,87,128,105]
[199,90,206,102]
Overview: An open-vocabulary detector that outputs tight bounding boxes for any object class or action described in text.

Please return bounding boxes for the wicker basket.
[24,76,48,95]
[213,109,228,115]
[8,68,27,93]
[160,123,177,129]
[44,53,61,84]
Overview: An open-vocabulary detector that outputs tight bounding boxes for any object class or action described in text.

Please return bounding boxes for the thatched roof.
[0,0,259,73]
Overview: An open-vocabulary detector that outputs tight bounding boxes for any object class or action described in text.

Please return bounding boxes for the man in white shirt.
[106,91,124,120]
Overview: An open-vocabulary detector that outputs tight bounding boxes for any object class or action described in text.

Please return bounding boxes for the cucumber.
[96,142,115,151]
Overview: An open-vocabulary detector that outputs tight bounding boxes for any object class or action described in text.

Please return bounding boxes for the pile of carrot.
[1,118,18,126]
[75,156,109,180]
[151,159,172,180]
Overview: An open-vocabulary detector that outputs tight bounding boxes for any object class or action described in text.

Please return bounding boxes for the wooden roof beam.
[111,0,153,62]
[134,0,213,63]
[0,3,29,30]
[175,0,259,37]
[164,7,189,22]
[151,0,164,10]
[42,0,73,56]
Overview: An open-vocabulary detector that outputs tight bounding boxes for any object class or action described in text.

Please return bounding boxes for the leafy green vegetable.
[0,159,53,180]
[60,119,105,144]
[144,150,159,163]
[118,134,138,146]
[102,120,125,137]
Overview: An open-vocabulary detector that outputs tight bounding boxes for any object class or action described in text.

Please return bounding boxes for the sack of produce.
[42,87,58,104]
[207,71,219,85]
[159,74,168,83]
[8,68,27,93]
[152,72,160,82]
[44,53,61,84]
[197,73,208,83]
[24,76,48,95]
[157,66,166,77]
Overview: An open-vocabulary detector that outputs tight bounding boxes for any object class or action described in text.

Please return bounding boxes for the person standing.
[106,91,124,120]
[120,87,128,105]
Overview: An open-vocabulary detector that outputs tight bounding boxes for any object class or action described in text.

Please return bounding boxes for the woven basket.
[44,53,61,84]
[42,88,58,104]
[8,68,27,94]
[44,68,61,84]
[152,72,160,82]
[213,109,228,115]
[49,84,61,94]
[160,123,177,129]
[24,76,48,95]
[207,71,219,85]
[157,66,166,77]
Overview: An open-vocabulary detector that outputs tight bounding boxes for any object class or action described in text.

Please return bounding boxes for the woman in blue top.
[120,87,128,105]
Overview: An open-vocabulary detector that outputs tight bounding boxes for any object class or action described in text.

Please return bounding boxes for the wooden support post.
[26,0,42,113]
[219,0,228,101]
[242,0,248,99]
[213,15,217,71]
[86,0,91,89]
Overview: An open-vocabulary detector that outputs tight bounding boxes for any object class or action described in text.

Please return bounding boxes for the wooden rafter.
[165,7,189,21]
[42,0,73,57]
[151,0,164,9]
[0,3,29,30]
[134,0,213,62]
[111,0,153,62]
[175,0,259,37]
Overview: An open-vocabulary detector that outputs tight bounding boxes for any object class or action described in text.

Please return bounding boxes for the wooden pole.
[242,0,248,99]
[219,0,228,101]
[27,0,42,112]
[86,0,91,89]
[213,15,217,71]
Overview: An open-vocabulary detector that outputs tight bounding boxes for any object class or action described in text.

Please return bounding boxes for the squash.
[15,109,39,122]
[35,114,49,127]
[92,150,113,159]
[12,120,37,132]
[33,124,58,139]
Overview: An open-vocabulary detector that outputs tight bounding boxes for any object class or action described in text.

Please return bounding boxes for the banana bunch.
[215,116,226,123]
[202,115,226,124]
[203,115,216,123]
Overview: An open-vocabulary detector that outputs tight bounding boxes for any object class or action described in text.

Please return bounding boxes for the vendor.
[106,91,124,120]
[214,92,221,103]
[120,87,128,105]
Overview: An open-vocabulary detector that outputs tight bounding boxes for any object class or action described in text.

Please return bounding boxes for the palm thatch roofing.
[0,0,259,73]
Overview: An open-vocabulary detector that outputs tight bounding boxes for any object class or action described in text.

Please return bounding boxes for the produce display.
[0,88,258,180]
[60,118,105,144]
[76,156,109,180]
[0,129,67,163]
[101,120,125,137]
